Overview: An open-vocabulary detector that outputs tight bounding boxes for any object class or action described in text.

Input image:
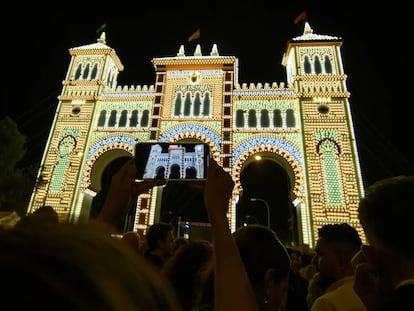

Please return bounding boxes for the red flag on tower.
[293,10,307,24]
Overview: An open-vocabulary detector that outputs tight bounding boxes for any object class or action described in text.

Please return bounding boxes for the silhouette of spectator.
[144,222,175,271]
[299,252,315,281]
[0,221,182,310]
[233,224,292,310]
[122,230,143,256]
[352,175,414,310]
[173,236,190,254]
[307,271,329,310]
[161,239,213,310]
[285,247,309,311]
[310,223,365,311]
[196,224,291,310]
[15,205,59,229]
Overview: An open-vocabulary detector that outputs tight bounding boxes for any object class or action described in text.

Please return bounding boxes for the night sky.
[2,2,413,187]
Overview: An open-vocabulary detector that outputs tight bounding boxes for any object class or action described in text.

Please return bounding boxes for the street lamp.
[250,197,270,228]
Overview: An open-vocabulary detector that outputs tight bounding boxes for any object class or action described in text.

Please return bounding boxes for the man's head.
[357,175,414,290]
[146,222,175,257]
[358,175,414,257]
[313,223,362,284]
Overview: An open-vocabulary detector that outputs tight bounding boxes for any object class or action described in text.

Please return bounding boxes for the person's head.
[173,236,190,254]
[0,221,182,310]
[161,239,213,310]
[15,205,59,229]
[358,175,414,288]
[232,224,291,311]
[146,222,175,257]
[122,231,143,255]
[286,247,302,273]
[313,223,362,285]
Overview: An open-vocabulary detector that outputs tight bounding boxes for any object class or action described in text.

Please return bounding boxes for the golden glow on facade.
[28,23,365,247]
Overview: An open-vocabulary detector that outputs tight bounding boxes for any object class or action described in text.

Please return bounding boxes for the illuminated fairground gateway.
[28,22,365,247]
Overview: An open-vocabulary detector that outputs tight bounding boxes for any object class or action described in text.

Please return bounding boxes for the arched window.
[141,110,149,127]
[235,109,245,127]
[260,109,270,127]
[248,109,257,128]
[109,72,115,88]
[184,93,192,116]
[108,110,117,127]
[174,93,182,116]
[304,56,312,74]
[130,110,138,127]
[324,55,332,74]
[273,109,282,127]
[97,110,106,127]
[119,110,128,127]
[202,93,211,116]
[286,109,296,128]
[83,63,90,79]
[193,92,202,116]
[75,64,82,80]
[91,63,98,79]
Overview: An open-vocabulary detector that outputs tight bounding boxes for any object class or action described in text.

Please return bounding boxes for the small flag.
[187,28,201,42]
[96,22,107,34]
[293,10,307,24]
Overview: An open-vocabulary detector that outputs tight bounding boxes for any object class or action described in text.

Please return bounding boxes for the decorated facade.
[28,22,365,247]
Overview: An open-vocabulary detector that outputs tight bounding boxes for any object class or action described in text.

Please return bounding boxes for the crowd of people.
[1,155,413,310]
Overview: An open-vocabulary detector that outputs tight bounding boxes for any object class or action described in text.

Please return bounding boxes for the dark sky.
[3,2,413,187]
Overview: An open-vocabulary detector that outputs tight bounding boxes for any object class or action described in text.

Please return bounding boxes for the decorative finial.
[97,32,106,44]
[194,44,202,56]
[210,44,219,56]
[177,45,185,56]
[303,22,313,35]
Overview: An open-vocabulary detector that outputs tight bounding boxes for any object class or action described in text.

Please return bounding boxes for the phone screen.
[135,142,210,181]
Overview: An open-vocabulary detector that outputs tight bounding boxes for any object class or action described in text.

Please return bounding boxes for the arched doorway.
[236,155,297,246]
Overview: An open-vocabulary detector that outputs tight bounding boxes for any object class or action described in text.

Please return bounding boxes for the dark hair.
[161,239,213,310]
[195,225,291,310]
[358,175,414,256]
[146,222,175,251]
[16,205,59,228]
[233,224,291,289]
[317,223,362,251]
[0,222,182,310]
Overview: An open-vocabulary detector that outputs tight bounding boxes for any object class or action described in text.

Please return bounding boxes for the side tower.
[282,22,365,242]
[28,33,124,222]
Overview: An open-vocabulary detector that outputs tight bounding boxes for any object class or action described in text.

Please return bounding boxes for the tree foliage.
[0,116,37,214]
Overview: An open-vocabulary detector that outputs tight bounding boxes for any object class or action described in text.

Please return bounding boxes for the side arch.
[83,135,136,189]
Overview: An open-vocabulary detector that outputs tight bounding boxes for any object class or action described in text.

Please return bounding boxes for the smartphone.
[135,142,210,181]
